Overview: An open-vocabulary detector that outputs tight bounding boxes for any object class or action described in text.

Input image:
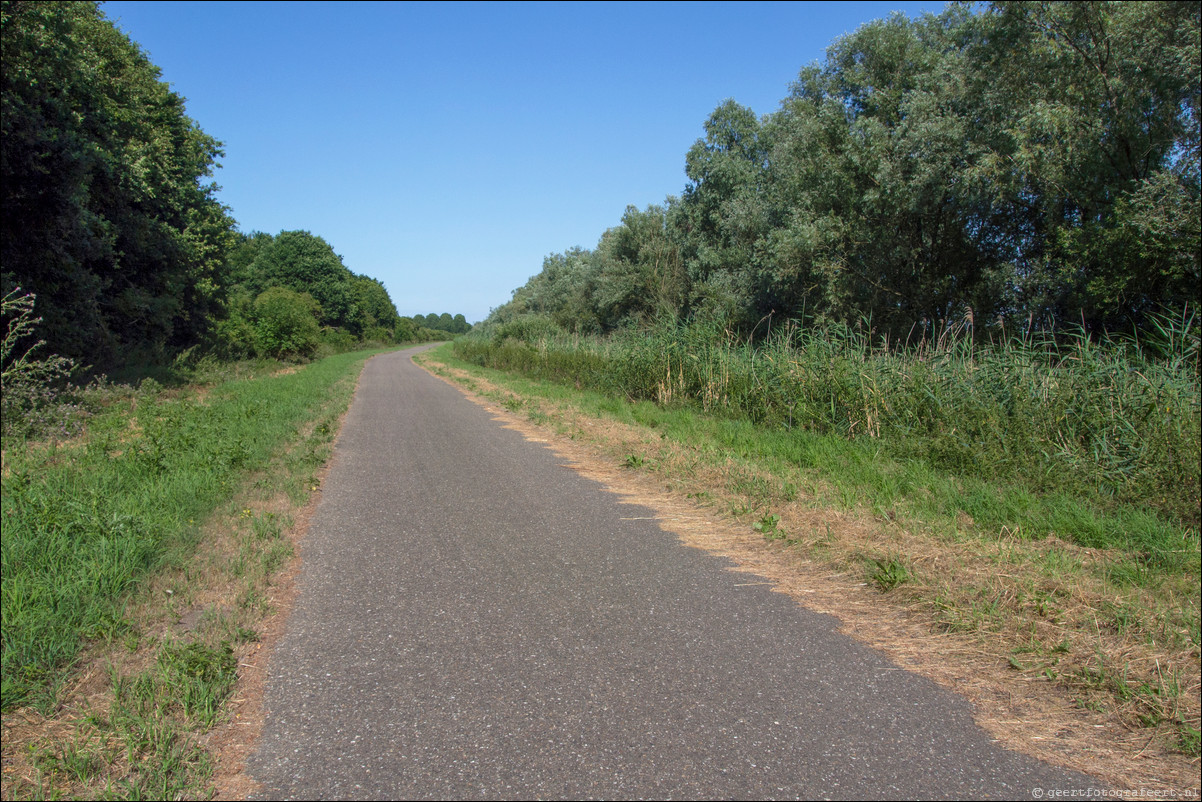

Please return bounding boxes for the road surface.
[246,346,1100,800]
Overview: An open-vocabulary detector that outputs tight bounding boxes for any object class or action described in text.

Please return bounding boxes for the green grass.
[449,351,1193,575]
[26,639,237,799]
[869,557,912,591]
[0,349,378,712]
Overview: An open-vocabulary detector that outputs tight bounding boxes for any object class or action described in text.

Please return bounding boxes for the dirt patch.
[202,478,320,801]
[418,357,1201,795]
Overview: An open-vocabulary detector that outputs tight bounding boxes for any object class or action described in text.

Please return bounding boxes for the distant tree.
[394,317,420,342]
[243,231,357,329]
[351,275,400,334]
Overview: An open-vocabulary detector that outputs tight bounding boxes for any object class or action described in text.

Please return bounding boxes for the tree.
[484,1,1198,340]
[677,101,776,327]
[351,275,400,335]
[764,8,1006,337]
[971,0,1201,329]
[1,0,235,365]
[242,231,358,330]
[591,205,686,330]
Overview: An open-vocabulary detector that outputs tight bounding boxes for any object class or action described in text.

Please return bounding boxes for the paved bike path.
[246,347,1100,800]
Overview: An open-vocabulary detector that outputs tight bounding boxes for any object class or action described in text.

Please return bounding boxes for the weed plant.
[455,311,1201,547]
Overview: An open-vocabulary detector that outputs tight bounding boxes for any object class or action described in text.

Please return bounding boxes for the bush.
[252,287,320,359]
[318,326,357,354]
[209,314,258,361]
[362,325,395,345]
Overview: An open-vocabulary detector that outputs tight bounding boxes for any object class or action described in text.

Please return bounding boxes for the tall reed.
[455,311,1201,534]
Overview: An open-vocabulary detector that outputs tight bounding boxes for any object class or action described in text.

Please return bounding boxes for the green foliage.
[412,312,472,335]
[870,557,911,592]
[352,274,401,333]
[228,230,409,348]
[209,300,258,361]
[975,1,1201,329]
[1,288,82,438]
[753,513,783,540]
[3,0,411,373]
[319,325,358,353]
[489,2,1198,341]
[1180,722,1202,757]
[1,0,236,366]
[455,312,1201,536]
[252,287,321,359]
[240,231,355,329]
[156,640,237,727]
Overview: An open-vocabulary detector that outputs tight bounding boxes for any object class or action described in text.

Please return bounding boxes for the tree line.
[412,313,472,335]
[1,1,469,369]
[489,1,1199,342]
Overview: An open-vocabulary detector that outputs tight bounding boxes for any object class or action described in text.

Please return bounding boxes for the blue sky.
[102,1,947,323]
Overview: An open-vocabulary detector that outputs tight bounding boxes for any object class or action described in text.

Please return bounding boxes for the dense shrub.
[252,287,320,359]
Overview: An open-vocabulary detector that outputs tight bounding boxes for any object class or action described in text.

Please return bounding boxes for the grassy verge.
[418,342,1201,781]
[1,347,384,799]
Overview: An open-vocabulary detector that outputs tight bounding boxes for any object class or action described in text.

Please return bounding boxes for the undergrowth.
[1,350,375,711]
[1,346,378,799]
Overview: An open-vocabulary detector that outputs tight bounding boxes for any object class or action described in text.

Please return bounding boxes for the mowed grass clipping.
[0,350,372,711]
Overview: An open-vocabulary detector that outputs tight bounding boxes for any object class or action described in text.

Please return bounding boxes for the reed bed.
[455,313,1201,552]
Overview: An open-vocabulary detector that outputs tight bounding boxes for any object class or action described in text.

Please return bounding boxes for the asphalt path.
[246,346,1101,800]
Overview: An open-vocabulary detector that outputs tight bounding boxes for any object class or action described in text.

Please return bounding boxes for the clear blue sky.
[101,1,946,323]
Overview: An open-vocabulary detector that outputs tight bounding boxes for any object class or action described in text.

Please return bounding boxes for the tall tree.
[590,205,686,330]
[971,0,1200,329]
[241,231,357,330]
[677,100,776,327]
[1,0,234,365]
[765,8,1007,337]
[351,275,400,334]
